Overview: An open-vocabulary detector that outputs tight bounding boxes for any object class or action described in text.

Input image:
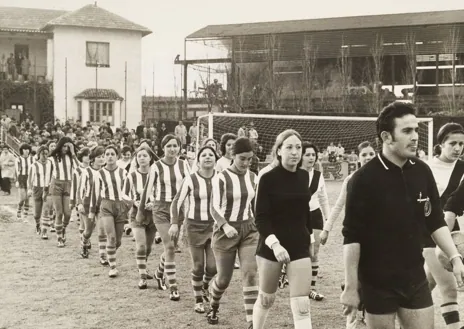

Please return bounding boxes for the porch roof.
[75,88,123,101]
[0,7,65,33]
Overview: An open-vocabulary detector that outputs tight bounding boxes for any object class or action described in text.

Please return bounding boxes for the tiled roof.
[0,7,66,33]
[0,5,151,36]
[187,9,464,39]
[42,4,151,36]
[75,88,123,100]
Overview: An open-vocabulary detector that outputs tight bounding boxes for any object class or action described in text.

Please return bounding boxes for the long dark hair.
[49,136,75,162]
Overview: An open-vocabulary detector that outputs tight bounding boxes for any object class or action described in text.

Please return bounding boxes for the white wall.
[52,26,143,129]
[0,34,48,77]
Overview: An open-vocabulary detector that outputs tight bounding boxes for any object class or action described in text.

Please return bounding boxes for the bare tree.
[403,32,417,107]
[337,42,352,113]
[264,34,284,110]
[301,36,318,112]
[441,26,461,113]
[370,34,385,113]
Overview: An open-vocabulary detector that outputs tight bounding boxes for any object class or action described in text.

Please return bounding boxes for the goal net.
[196,113,433,178]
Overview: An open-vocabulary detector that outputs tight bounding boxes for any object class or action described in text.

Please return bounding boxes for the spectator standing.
[0,145,15,195]
[175,121,188,148]
[248,122,258,143]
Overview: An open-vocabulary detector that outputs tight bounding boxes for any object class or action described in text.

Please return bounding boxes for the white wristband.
[450,254,463,262]
[265,234,279,249]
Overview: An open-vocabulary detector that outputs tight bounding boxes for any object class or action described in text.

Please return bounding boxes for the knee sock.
[106,243,117,269]
[98,234,107,259]
[136,247,147,279]
[243,285,258,323]
[156,254,165,278]
[55,223,63,240]
[209,278,226,309]
[441,302,461,329]
[17,201,23,218]
[290,296,312,329]
[192,272,203,302]
[311,261,319,290]
[252,291,274,329]
[23,199,29,220]
[41,215,51,232]
[165,261,177,291]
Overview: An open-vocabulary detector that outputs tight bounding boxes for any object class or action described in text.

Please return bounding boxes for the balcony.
[1,63,49,83]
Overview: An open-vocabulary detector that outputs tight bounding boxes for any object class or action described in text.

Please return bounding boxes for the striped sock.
[311,261,319,290]
[23,199,29,221]
[243,285,258,323]
[136,248,147,279]
[192,272,203,302]
[41,215,50,231]
[17,203,22,219]
[55,223,63,240]
[203,271,214,290]
[210,278,226,309]
[98,235,107,260]
[441,302,460,328]
[165,261,177,291]
[106,244,117,269]
[156,254,165,278]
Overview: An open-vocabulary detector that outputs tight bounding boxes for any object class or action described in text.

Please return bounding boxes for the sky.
[3,0,464,96]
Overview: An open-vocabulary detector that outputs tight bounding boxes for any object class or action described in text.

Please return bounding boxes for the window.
[86,42,110,67]
[89,101,114,125]
[77,101,82,122]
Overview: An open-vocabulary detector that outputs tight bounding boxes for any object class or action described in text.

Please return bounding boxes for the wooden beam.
[174,58,231,65]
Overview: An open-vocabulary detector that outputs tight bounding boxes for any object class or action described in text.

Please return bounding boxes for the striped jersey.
[171,172,215,224]
[211,168,256,225]
[70,166,87,204]
[28,159,52,188]
[16,155,34,177]
[140,158,190,208]
[89,167,127,214]
[123,170,149,201]
[49,155,79,181]
[78,166,99,205]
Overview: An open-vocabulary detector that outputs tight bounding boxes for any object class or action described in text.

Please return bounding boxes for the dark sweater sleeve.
[254,172,274,240]
[424,165,447,233]
[444,179,464,216]
[342,172,367,245]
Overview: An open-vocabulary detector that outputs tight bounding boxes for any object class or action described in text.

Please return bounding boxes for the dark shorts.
[309,208,324,231]
[185,219,214,248]
[212,220,258,253]
[99,199,130,224]
[51,179,71,197]
[152,201,184,226]
[32,187,45,202]
[131,205,156,229]
[18,175,28,189]
[362,279,433,315]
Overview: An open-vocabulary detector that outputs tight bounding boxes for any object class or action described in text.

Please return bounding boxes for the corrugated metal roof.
[75,88,123,100]
[187,9,464,39]
[0,5,151,36]
[42,4,152,36]
[0,7,66,32]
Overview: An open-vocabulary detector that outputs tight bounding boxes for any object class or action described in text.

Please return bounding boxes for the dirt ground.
[0,182,458,329]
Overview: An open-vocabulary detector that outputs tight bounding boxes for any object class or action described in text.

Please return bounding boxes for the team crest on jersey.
[417,192,431,217]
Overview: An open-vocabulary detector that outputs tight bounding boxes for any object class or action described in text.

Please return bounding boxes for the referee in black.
[341,102,464,329]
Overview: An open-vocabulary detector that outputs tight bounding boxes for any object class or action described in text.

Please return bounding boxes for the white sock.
[290,296,312,329]
[252,292,273,329]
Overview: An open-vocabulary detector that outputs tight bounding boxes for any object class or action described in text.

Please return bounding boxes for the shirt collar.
[378,153,416,171]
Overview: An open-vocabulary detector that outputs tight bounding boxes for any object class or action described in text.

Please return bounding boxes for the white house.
[0,4,151,129]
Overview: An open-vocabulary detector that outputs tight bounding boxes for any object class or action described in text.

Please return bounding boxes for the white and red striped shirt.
[211,168,256,228]
[28,159,52,189]
[171,172,215,225]
[78,167,99,205]
[70,166,86,205]
[89,167,127,214]
[49,155,79,181]
[16,155,34,177]
[123,170,149,201]
[139,158,190,208]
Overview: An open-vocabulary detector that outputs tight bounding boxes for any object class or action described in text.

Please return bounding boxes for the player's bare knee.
[259,291,276,309]
[192,263,204,277]
[441,282,458,300]
[205,265,217,277]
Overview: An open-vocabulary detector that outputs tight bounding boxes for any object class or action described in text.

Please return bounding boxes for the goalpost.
[196,112,434,164]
